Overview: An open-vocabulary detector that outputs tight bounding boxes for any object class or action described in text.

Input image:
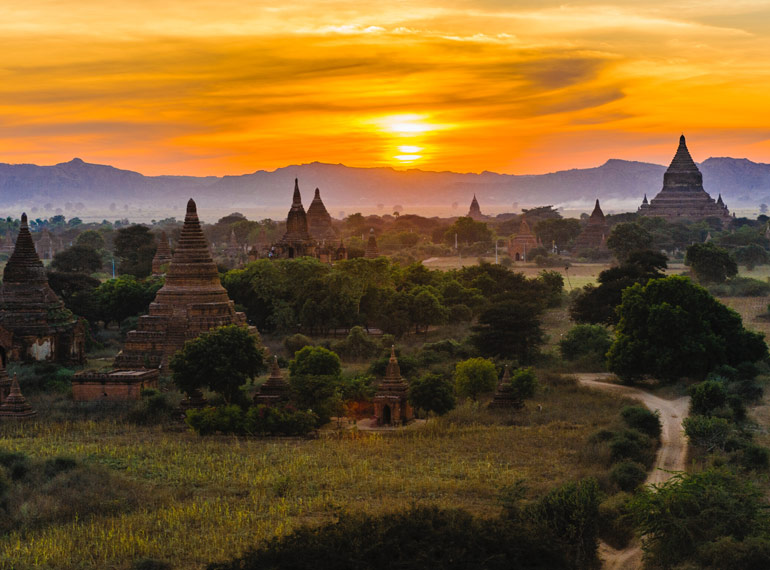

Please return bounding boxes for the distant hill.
[1,155,769,220]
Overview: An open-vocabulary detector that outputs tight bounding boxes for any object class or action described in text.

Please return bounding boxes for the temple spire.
[293,179,302,205]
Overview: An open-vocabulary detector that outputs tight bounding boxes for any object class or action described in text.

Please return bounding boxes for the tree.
[408,373,456,415]
[559,325,612,361]
[685,242,738,284]
[606,223,653,262]
[607,276,767,383]
[289,346,342,377]
[509,367,538,402]
[471,300,545,363]
[75,230,105,251]
[408,288,448,333]
[734,244,770,270]
[114,224,156,277]
[170,324,265,404]
[50,245,103,274]
[454,357,497,400]
[534,218,581,250]
[95,275,162,325]
[443,217,492,246]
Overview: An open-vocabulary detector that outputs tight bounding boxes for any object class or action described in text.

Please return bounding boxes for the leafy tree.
[690,380,729,416]
[289,346,341,377]
[606,223,653,262]
[75,230,105,251]
[170,325,265,404]
[454,357,497,400]
[50,245,103,274]
[509,367,538,401]
[559,325,612,361]
[114,224,156,277]
[630,469,767,568]
[408,288,448,333]
[607,276,767,383]
[408,373,456,415]
[47,271,101,322]
[534,218,581,250]
[685,242,738,284]
[95,275,163,325]
[443,216,492,246]
[734,244,770,270]
[569,250,667,325]
[471,300,545,363]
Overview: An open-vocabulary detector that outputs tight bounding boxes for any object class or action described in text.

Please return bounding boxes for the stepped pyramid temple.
[573,199,610,252]
[468,195,486,220]
[74,199,254,401]
[508,219,540,261]
[307,188,337,240]
[489,366,521,409]
[364,228,379,258]
[638,135,731,222]
[373,347,413,426]
[255,356,290,406]
[151,231,173,276]
[0,213,86,364]
[0,374,36,418]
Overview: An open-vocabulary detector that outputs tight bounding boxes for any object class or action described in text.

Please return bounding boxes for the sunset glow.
[3,1,770,175]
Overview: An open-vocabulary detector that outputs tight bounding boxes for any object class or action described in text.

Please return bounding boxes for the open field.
[0,380,633,569]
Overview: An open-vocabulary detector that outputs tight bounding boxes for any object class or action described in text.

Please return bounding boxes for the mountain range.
[1,156,770,221]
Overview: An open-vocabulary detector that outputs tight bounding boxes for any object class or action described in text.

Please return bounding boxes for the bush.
[332,326,379,360]
[690,380,728,416]
[598,492,634,550]
[610,461,647,491]
[408,373,456,416]
[510,367,538,402]
[559,325,612,361]
[284,333,314,356]
[186,405,318,437]
[620,406,662,439]
[608,429,654,466]
[683,415,733,452]
[738,443,770,471]
[448,303,473,323]
[697,536,770,569]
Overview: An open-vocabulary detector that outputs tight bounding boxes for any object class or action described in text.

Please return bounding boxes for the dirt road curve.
[574,373,690,570]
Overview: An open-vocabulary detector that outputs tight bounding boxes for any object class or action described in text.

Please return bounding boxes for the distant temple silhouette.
[573,199,609,253]
[638,135,731,222]
[467,194,486,221]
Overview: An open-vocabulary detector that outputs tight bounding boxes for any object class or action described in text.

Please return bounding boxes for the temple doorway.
[382,405,391,425]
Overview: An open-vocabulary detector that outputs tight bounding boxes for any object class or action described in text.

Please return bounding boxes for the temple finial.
[186,198,197,214]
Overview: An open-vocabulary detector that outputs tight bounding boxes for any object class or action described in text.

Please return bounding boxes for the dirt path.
[574,373,690,570]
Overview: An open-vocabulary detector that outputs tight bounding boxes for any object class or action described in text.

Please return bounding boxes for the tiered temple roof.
[364,228,379,258]
[151,231,173,276]
[0,213,85,364]
[307,188,336,240]
[273,179,316,258]
[255,356,290,405]
[638,135,731,222]
[0,374,36,418]
[573,199,610,252]
[488,366,522,409]
[114,198,251,370]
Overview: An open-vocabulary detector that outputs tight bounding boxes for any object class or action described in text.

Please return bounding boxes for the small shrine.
[372,347,413,426]
[364,228,379,259]
[255,356,290,406]
[488,366,522,409]
[508,219,540,261]
[0,374,37,418]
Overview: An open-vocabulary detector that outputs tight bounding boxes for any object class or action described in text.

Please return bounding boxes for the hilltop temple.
[0,213,86,364]
[573,199,610,253]
[113,198,253,371]
[638,135,732,223]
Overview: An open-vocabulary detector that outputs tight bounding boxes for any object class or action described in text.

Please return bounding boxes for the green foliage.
[510,367,538,401]
[454,357,497,400]
[683,415,733,452]
[607,276,767,383]
[597,492,634,550]
[114,224,157,277]
[707,276,770,297]
[606,222,653,262]
[408,373,456,415]
[471,300,545,363]
[620,406,662,439]
[734,243,770,270]
[537,270,564,307]
[690,380,729,416]
[697,536,770,570]
[609,461,647,492]
[443,216,493,246]
[170,325,266,404]
[283,333,313,356]
[331,326,380,359]
[608,429,655,466]
[534,218,581,251]
[630,469,767,568]
[207,505,574,570]
[75,229,106,250]
[685,242,738,284]
[185,405,318,436]
[95,275,163,325]
[559,325,612,361]
[289,346,342,377]
[51,245,103,274]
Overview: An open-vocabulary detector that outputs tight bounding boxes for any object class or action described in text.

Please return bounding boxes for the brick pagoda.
[255,356,290,406]
[364,228,379,259]
[272,179,316,258]
[0,374,37,418]
[488,366,522,409]
[373,347,413,426]
[508,219,540,261]
[306,188,337,241]
[573,199,610,253]
[0,213,86,364]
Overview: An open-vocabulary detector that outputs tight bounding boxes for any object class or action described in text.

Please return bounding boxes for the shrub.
[448,303,473,323]
[620,406,662,439]
[332,326,379,360]
[610,461,647,492]
[598,492,634,550]
[683,415,733,452]
[408,373,456,416]
[284,333,314,356]
[690,380,728,416]
[738,443,770,471]
[509,367,538,402]
[697,536,770,569]
[186,405,317,437]
[608,429,654,466]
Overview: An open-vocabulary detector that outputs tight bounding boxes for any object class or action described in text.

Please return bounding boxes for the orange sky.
[2,0,770,176]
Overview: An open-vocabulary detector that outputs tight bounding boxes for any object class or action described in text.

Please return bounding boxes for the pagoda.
[468,195,485,220]
[255,356,290,406]
[151,231,173,276]
[488,366,522,409]
[0,358,10,402]
[372,347,413,426]
[0,213,86,364]
[364,228,379,258]
[335,239,348,261]
[273,179,316,258]
[573,199,610,253]
[638,135,731,223]
[113,198,252,371]
[508,219,540,261]
[306,188,337,240]
[0,374,36,418]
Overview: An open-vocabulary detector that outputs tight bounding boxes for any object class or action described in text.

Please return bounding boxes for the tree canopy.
[685,242,738,284]
[454,357,497,400]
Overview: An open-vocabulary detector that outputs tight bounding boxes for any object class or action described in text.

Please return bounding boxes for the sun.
[368,114,440,165]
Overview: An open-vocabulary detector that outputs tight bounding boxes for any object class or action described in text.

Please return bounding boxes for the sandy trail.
[574,373,690,570]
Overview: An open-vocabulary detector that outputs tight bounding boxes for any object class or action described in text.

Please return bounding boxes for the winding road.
[575,374,690,570]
